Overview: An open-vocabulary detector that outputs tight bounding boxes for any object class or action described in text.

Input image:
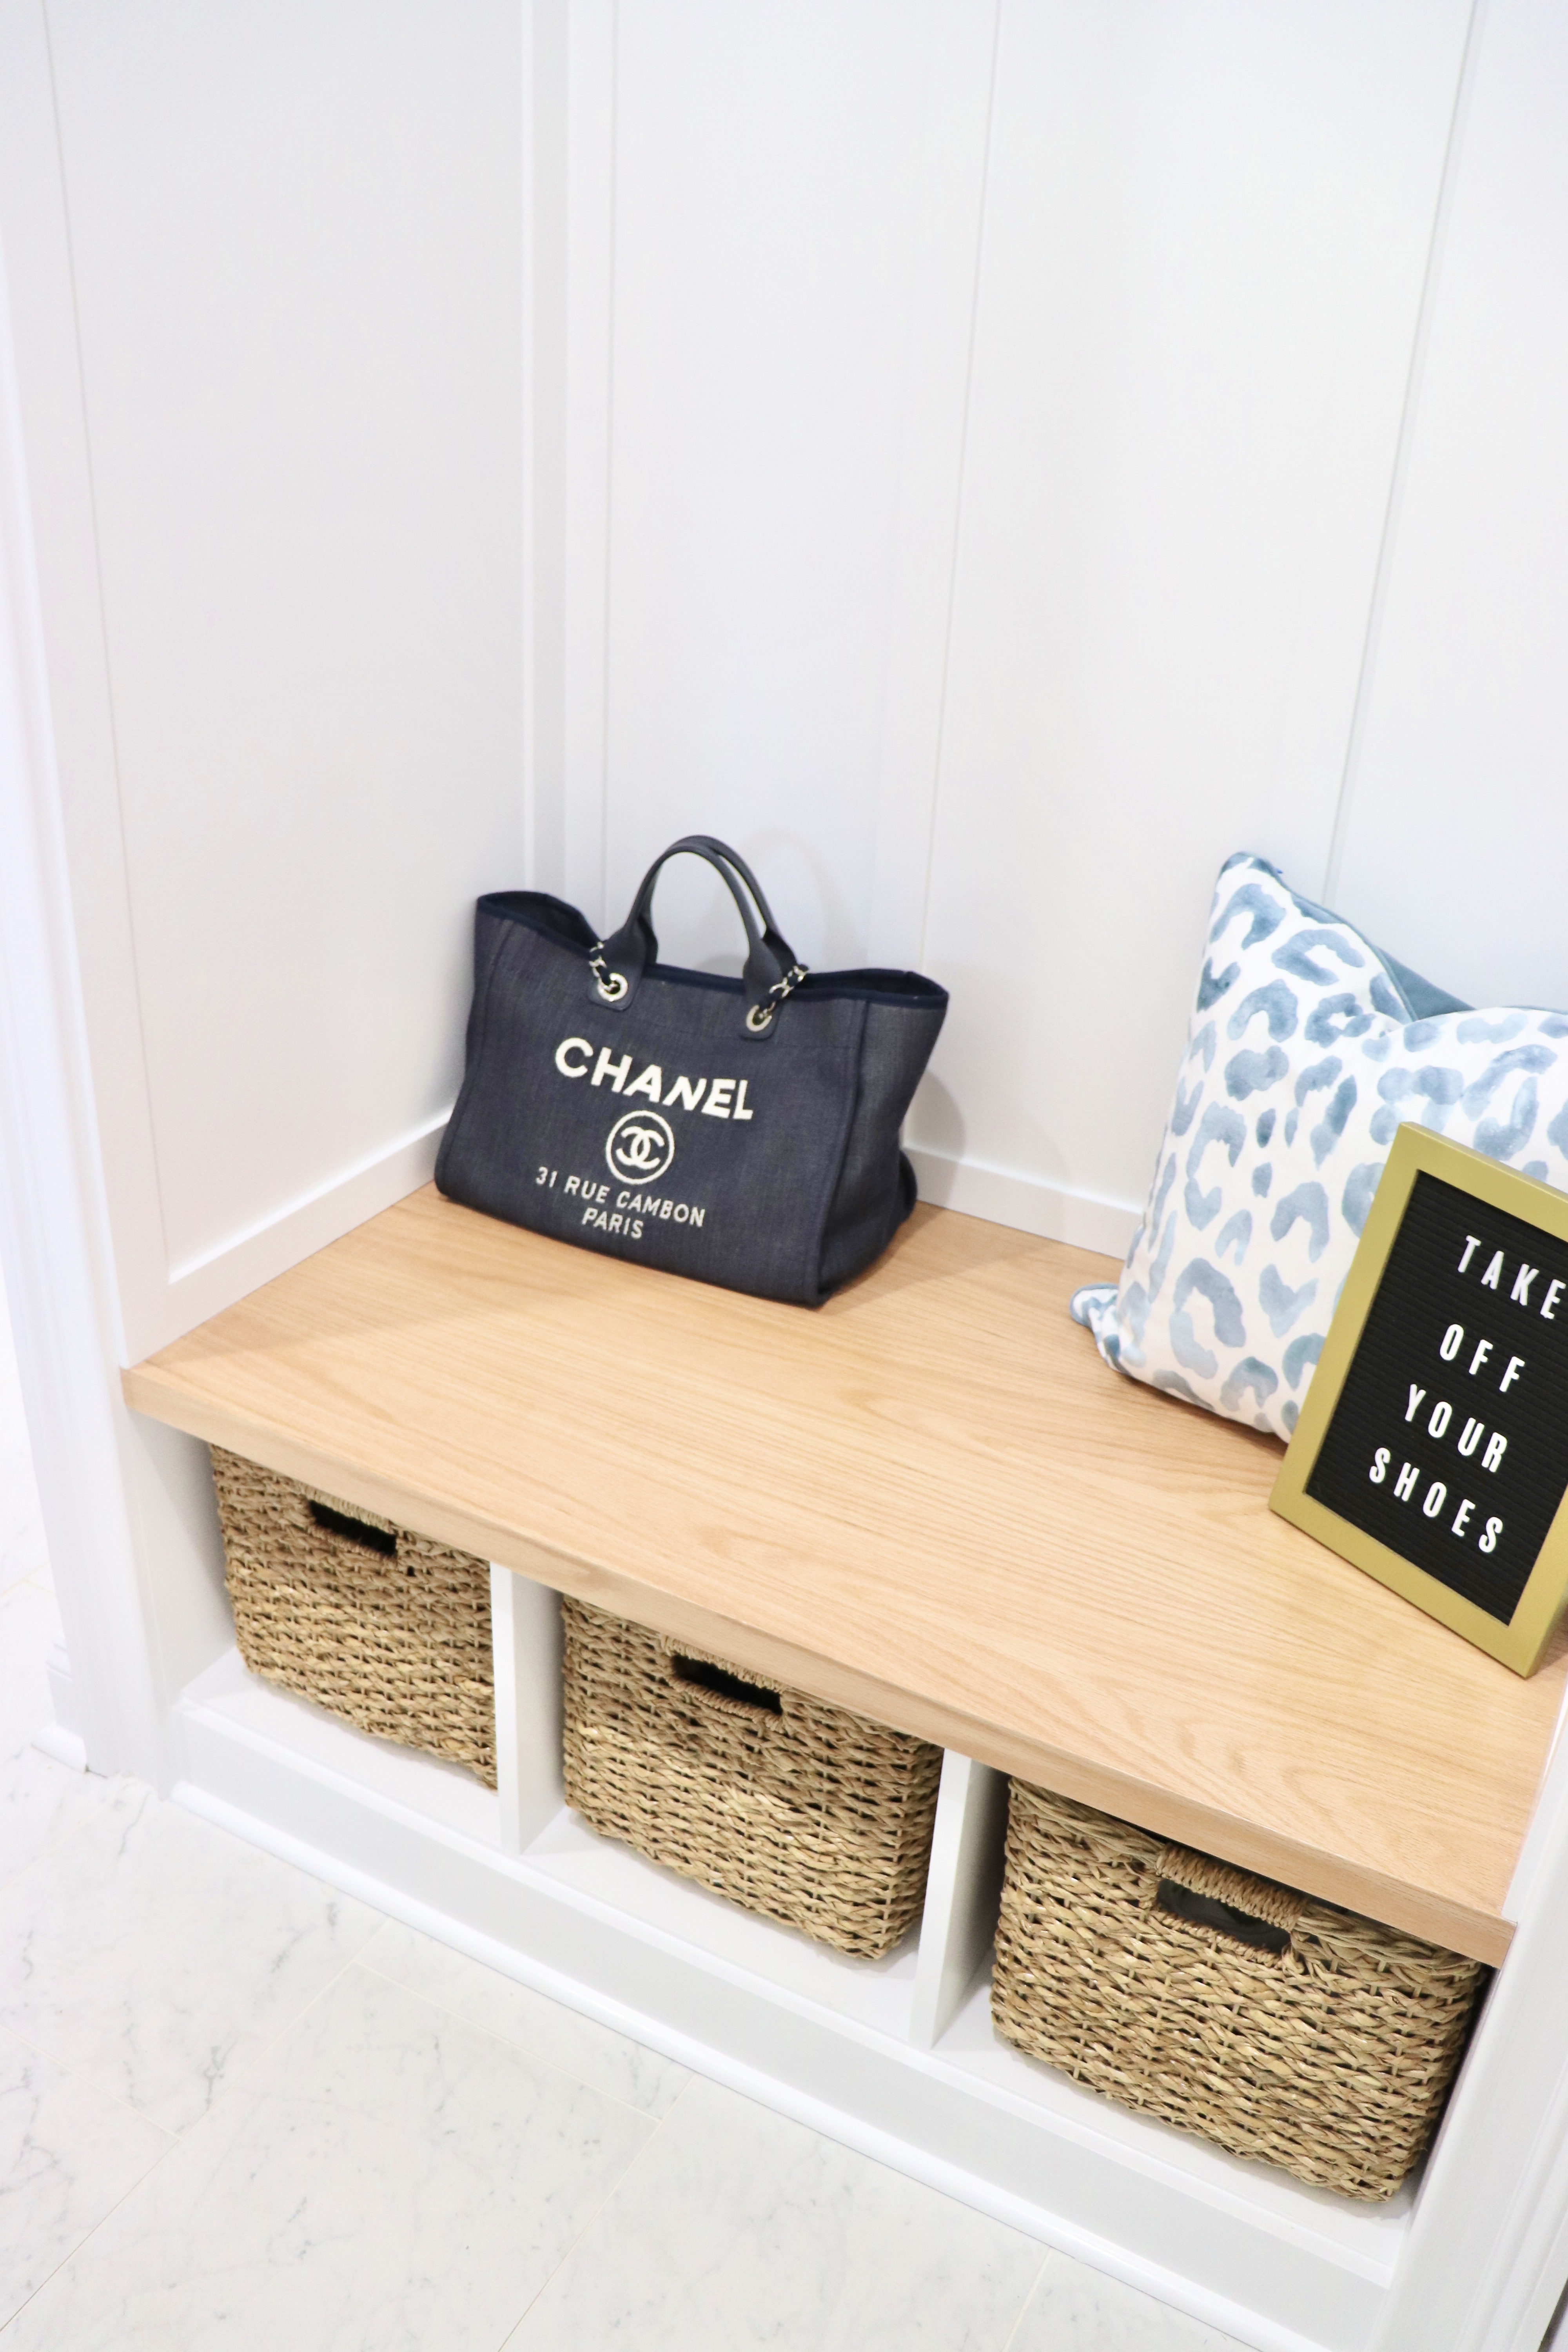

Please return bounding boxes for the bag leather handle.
[681,836,786,940]
[590,837,805,1038]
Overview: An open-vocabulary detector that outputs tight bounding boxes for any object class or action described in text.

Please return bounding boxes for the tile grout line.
[0,2120,187,2344]
[0,2062,184,2343]
[0,1571,54,1610]
[996,2246,1054,2352]
[487,2071,698,2349]
[0,2014,179,2140]
[166,1910,388,2127]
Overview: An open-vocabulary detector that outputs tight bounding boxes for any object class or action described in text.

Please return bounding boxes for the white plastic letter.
[1423,1481,1448,1520]
[1427,1399,1452,1439]
[1457,1417,1484,1458]
[1393,1461,1419,1502]
[1469,1338,1493,1376]
[1481,1250,1505,1290]
[1452,1498,1475,1538]
[1483,1430,1508,1472]
[1543,1278,1565,1321]
[1458,1236,1482,1274]
[1479,1516,1503,1554]
[1439,1325,1464,1363]
[1512,1264,1540,1306]
[1369,1447,1390,1485]
[1500,1354,1526,1394]
[1405,1385,1427,1422]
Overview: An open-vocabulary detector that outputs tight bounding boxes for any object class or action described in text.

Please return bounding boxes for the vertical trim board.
[561,0,617,926]
[865,0,1002,971]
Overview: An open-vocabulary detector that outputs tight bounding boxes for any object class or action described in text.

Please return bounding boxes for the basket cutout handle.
[669,1651,782,1717]
[308,1498,398,1560]
[1155,1877,1292,1956]
[1150,1840,1303,1964]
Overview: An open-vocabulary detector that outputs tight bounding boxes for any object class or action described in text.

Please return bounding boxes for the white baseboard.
[33,1721,87,1771]
[129,1117,448,1359]
[37,1636,87,1769]
[130,1131,1130,1364]
[905,1147,1139,1263]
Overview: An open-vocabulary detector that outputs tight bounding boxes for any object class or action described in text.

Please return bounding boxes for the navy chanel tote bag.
[435,835,947,1305]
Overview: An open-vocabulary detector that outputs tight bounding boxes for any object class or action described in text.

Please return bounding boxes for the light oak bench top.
[123,1185,1566,1964]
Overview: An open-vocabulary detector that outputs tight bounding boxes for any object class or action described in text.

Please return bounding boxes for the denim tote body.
[435,835,948,1306]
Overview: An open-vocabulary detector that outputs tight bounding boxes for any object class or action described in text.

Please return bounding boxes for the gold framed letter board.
[1272,1125,1568,1675]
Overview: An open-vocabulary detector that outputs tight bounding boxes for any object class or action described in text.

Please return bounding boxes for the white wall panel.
[1332,0,1568,1017]
[915,0,1470,1240]
[591,0,996,975]
[33,0,523,1349]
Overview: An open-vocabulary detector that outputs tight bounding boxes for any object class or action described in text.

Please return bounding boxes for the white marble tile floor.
[0,1780,385,2135]
[361,1916,691,2120]
[504,2070,1044,2352]
[3,1966,655,2352]
[0,1263,1245,2348]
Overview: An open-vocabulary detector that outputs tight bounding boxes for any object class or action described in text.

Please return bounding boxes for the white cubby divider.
[909,1751,1009,2051]
[488,1564,563,1854]
[486,1563,1007,2049]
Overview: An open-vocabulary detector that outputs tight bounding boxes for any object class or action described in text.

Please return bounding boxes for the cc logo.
[605,1109,675,1184]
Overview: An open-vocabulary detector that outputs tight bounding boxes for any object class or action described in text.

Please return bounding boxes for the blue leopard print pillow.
[1073,853,1568,1439]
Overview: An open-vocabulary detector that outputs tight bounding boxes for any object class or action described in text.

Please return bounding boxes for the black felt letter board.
[1307,1172,1568,1622]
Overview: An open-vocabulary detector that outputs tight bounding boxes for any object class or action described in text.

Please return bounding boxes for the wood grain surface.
[123,1189,1568,1963]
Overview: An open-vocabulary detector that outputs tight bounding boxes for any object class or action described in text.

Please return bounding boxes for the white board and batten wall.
[5,5,1568,2349]
[9,0,1568,1384]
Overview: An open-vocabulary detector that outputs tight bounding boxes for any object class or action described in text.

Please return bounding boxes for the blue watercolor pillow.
[1073,853,1568,1439]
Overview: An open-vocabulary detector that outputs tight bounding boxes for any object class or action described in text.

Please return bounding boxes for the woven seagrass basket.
[991,1780,1486,2200]
[210,1447,496,1786]
[561,1597,941,1957]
